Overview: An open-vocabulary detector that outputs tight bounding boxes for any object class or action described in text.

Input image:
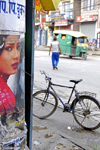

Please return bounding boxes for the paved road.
[34,50,100,102]
[32,50,100,150]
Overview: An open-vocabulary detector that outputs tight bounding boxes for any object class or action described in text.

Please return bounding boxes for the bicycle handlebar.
[40,70,51,82]
[40,70,82,86]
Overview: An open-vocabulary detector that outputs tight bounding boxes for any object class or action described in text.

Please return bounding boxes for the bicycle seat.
[70,79,82,84]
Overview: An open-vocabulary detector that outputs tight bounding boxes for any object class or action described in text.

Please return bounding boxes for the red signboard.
[42,17,46,22]
[55,20,68,26]
[76,15,98,22]
[40,10,49,14]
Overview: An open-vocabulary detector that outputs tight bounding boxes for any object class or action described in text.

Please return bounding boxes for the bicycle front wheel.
[72,95,100,130]
[33,90,58,119]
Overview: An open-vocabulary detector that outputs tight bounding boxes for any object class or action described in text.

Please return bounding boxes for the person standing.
[49,36,62,70]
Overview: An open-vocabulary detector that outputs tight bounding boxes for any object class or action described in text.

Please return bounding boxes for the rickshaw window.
[55,34,59,39]
[78,37,87,43]
[72,37,77,45]
[61,34,66,39]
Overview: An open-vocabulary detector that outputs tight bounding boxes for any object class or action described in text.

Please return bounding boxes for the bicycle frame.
[47,80,78,109]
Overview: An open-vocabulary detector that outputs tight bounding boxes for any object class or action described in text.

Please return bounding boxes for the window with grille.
[84,0,96,11]
[62,2,70,18]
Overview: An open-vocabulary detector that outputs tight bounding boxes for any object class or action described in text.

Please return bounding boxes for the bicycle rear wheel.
[72,95,100,130]
[33,90,58,119]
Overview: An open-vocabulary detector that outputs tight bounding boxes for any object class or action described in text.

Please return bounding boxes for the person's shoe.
[53,68,55,70]
[55,66,58,69]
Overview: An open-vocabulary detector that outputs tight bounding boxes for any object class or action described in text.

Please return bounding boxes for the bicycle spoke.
[73,96,100,130]
[33,90,58,119]
[87,112,100,122]
[81,116,86,125]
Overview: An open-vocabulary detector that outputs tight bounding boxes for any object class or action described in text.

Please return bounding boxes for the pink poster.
[0,34,26,149]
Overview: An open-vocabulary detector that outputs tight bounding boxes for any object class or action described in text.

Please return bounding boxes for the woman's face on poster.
[0,35,20,75]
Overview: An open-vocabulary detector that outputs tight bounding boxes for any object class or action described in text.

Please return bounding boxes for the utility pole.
[25,0,35,149]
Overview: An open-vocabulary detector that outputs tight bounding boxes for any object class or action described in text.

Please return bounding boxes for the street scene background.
[34,49,100,103]
[32,47,100,150]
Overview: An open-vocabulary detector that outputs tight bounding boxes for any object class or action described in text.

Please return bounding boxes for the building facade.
[35,0,75,46]
[76,0,100,48]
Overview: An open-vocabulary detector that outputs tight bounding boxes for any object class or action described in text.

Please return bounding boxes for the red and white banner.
[35,0,49,14]
[54,20,68,26]
[76,15,98,22]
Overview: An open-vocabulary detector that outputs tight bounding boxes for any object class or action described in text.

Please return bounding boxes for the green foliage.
[88,145,98,150]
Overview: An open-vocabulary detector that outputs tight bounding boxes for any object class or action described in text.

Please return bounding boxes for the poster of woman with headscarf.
[0,34,26,149]
[0,0,27,148]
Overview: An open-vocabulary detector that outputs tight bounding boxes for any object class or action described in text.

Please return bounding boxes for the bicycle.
[33,70,100,130]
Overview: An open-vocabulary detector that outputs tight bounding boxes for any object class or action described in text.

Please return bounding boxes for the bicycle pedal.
[63,107,66,112]
[63,103,70,112]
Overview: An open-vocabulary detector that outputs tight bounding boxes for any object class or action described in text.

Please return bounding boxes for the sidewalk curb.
[33,109,95,150]
[35,46,50,51]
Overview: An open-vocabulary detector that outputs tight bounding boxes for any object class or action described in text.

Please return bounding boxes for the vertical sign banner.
[0,0,27,149]
[0,0,25,32]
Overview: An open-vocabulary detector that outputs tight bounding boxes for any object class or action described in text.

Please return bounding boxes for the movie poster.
[0,0,26,149]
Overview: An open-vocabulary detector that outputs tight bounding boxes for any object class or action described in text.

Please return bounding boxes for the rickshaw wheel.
[82,53,87,60]
[69,55,73,59]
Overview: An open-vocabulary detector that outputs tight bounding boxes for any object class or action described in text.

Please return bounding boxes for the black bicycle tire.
[72,95,100,130]
[33,90,58,119]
